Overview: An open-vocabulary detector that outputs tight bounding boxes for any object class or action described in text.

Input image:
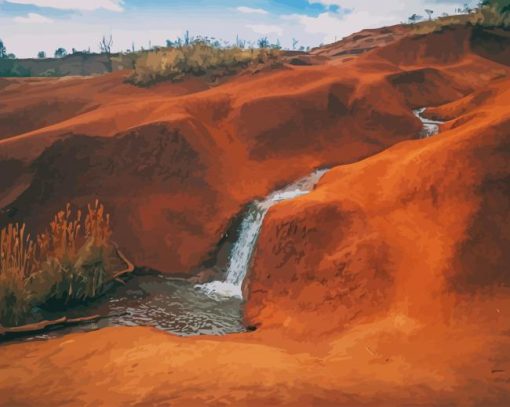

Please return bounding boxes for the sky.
[0,0,479,58]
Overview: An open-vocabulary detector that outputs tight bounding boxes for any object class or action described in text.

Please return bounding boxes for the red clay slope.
[0,25,509,407]
[245,74,510,337]
[0,26,507,276]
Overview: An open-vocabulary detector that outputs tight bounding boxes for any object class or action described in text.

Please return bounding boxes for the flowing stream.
[4,108,440,343]
[414,108,443,138]
[8,169,328,343]
[196,169,329,300]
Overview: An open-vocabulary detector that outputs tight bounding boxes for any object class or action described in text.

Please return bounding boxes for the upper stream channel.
[3,109,441,343]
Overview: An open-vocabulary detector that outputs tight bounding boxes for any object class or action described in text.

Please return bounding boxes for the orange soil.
[1,26,505,274]
[0,26,509,406]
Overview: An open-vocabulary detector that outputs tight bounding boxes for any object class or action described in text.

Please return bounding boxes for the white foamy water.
[198,109,441,301]
[414,108,444,138]
[197,169,329,300]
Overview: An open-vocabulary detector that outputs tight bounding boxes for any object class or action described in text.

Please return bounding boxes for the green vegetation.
[0,59,31,77]
[0,39,15,59]
[0,39,6,59]
[480,0,510,26]
[0,201,117,327]
[54,47,67,58]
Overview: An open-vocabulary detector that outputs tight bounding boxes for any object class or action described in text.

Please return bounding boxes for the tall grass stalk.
[0,200,116,327]
[0,224,36,326]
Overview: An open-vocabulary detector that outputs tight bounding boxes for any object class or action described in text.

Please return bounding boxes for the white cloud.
[247,24,284,36]
[283,0,468,43]
[236,6,268,15]
[308,0,469,14]
[14,12,53,23]
[283,10,393,43]
[6,0,125,12]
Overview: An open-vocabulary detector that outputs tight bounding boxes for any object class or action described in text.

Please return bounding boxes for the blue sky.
[0,0,478,57]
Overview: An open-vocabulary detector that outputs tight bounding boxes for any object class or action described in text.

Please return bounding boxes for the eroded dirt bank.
[1,26,507,275]
[0,26,509,406]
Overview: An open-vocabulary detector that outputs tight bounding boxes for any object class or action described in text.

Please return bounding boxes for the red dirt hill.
[1,26,507,276]
[0,25,509,406]
[246,74,510,337]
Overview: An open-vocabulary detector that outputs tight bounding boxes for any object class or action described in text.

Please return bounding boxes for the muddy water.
[13,273,245,342]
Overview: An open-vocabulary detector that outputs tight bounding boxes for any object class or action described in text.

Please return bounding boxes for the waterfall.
[197,169,329,300]
[414,108,444,138]
[198,108,440,301]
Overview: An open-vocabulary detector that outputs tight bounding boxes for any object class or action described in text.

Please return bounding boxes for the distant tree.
[0,39,8,59]
[6,53,16,59]
[481,0,510,14]
[99,34,114,72]
[408,14,424,24]
[184,30,191,46]
[99,34,113,54]
[480,0,510,25]
[236,35,246,49]
[54,47,67,58]
[270,39,282,50]
[292,38,299,50]
[425,9,434,20]
[257,37,270,48]
[37,51,46,59]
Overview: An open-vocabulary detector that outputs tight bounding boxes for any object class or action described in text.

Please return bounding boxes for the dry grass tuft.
[0,200,117,327]
[38,203,83,260]
[0,224,37,326]
[129,41,281,86]
[85,200,112,246]
[410,13,482,35]
[410,2,510,35]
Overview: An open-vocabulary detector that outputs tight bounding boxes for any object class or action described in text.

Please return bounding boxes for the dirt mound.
[0,100,97,141]
[1,25,508,274]
[0,24,510,407]
[471,27,510,66]
[0,59,419,272]
[376,25,472,66]
[245,76,510,336]
[387,67,471,107]
[376,25,510,68]
[1,76,510,407]
[245,198,394,336]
